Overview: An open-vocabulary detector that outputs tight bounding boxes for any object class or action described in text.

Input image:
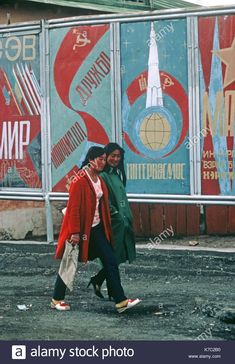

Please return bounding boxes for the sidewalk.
[1,234,235,251]
[137,234,235,252]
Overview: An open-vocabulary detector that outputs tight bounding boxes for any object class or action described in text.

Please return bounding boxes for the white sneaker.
[117,298,141,313]
[50,300,70,311]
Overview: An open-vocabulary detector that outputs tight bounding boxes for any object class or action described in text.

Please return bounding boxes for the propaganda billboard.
[120,19,190,194]
[0,31,42,188]
[199,15,235,195]
[49,24,112,192]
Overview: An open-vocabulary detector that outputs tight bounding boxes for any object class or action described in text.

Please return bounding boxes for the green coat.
[100,169,136,264]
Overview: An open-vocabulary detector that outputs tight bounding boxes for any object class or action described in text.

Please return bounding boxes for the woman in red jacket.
[51,146,140,313]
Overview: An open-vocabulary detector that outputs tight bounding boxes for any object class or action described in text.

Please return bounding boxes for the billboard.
[1,11,234,199]
[199,15,235,196]
[0,31,42,188]
[120,19,190,194]
[49,24,112,192]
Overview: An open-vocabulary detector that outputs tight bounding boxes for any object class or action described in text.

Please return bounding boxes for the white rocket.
[146,22,163,108]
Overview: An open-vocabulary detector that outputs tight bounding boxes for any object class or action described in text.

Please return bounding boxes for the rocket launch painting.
[121,20,190,194]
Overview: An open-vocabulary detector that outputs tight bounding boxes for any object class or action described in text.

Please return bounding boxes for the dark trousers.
[93,268,106,287]
[53,223,126,304]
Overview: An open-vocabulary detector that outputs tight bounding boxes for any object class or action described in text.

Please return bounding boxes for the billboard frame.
[1,7,235,243]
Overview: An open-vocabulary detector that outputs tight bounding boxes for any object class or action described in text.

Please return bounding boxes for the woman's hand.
[70,233,80,245]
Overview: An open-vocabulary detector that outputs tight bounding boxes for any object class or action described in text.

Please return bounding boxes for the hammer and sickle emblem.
[161,72,174,89]
[73,30,91,49]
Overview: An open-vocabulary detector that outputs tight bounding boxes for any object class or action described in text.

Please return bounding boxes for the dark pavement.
[0,241,234,341]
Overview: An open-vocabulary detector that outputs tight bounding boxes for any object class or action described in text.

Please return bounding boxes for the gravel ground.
[0,240,234,341]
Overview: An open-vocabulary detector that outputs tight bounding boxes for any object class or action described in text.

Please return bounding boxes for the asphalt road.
[0,242,234,341]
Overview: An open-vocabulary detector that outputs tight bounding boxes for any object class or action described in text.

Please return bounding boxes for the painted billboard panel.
[0,32,42,188]
[199,15,235,196]
[120,20,190,194]
[50,24,112,192]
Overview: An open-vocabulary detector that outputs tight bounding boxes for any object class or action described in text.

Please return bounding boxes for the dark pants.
[53,223,126,304]
[93,268,106,287]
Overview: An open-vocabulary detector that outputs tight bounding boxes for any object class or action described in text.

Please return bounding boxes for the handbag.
[58,240,78,291]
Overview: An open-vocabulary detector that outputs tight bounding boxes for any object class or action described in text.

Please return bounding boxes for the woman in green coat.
[87,143,136,300]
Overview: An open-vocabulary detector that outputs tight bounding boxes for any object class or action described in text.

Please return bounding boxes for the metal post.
[193,16,201,195]
[40,19,54,243]
[187,16,195,195]
[45,193,54,243]
[110,22,116,142]
[114,22,122,145]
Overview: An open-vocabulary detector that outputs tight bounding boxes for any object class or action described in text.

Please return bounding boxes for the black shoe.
[87,277,104,299]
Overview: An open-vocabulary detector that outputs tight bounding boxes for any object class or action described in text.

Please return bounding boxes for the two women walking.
[51,145,140,313]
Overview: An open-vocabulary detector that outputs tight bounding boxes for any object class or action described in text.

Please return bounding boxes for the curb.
[0,240,235,253]
[136,243,235,253]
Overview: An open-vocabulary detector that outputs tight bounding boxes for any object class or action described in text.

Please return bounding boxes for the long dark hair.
[103,143,127,187]
[80,146,105,169]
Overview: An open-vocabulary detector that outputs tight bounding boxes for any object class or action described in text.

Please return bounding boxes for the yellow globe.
[139,112,171,151]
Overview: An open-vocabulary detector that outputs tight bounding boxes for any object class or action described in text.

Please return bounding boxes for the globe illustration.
[139,112,171,151]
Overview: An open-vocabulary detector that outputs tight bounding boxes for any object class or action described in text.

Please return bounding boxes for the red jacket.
[55,172,113,261]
